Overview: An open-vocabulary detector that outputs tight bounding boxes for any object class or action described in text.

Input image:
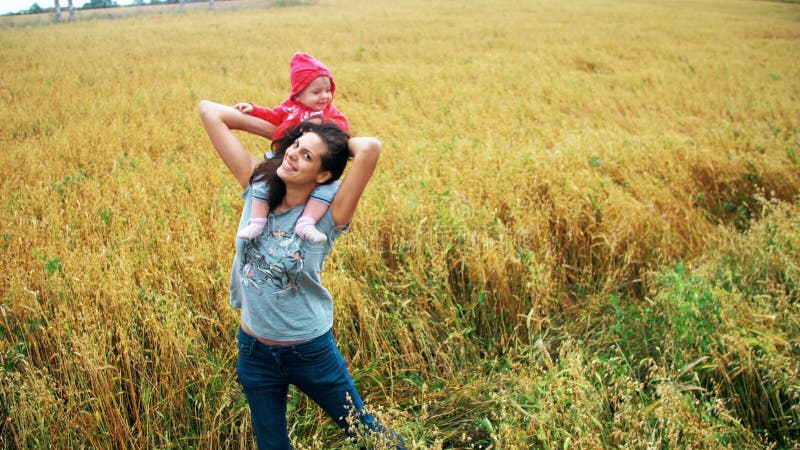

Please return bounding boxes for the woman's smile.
[280,158,297,173]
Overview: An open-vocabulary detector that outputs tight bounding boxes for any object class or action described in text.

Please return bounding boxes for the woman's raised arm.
[330,137,382,228]
[198,100,276,189]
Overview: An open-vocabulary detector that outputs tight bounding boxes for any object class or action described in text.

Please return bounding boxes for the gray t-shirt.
[229,185,346,341]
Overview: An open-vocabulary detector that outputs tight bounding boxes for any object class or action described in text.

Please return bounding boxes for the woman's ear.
[316,171,332,185]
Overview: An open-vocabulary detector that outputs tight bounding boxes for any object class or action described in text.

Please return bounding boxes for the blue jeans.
[236,327,404,449]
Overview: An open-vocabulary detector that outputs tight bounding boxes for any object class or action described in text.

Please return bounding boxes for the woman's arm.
[330,137,382,228]
[198,100,277,189]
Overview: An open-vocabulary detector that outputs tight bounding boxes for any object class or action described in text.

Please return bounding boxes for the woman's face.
[277,132,332,186]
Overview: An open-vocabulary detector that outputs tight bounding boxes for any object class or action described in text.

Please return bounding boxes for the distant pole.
[209,0,216,11]
[54,0,61,21]
[68,0,75,21]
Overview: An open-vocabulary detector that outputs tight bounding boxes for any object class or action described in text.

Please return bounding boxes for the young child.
[234,52,349,243]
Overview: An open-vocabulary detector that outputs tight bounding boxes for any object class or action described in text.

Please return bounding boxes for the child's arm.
[231,102,287,139]
[233,103,254,114]
[240,103,286,127]
[326,104,349,133]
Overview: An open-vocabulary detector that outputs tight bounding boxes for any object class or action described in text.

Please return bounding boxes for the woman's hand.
[330,137,382,228]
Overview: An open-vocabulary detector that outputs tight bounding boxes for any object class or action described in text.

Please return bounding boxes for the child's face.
[295,76,333,111]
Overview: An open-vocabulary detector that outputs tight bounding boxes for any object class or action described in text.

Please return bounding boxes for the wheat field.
[1,0,799,448]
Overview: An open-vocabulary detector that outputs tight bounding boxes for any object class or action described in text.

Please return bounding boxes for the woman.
[198,100,403,449]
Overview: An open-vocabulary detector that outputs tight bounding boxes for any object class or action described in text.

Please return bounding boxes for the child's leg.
[294,199,328,243]
[237,198,269,240]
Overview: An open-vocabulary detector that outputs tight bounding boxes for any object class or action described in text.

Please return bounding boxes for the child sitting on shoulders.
[234,52,349,243]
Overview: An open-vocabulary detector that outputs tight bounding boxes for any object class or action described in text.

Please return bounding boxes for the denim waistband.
[238,327,332,353]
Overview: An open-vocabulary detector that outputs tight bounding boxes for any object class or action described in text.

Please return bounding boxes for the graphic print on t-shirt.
[238,228,304,297]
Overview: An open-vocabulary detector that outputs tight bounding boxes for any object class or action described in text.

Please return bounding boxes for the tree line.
[11,0,218,19]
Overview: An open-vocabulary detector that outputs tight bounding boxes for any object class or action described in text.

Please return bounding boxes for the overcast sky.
[1,0,138,15]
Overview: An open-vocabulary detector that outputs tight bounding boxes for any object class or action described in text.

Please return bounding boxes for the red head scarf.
[289,52,336,99]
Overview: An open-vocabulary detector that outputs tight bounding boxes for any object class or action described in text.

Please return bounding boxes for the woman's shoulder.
[318,206,349,237]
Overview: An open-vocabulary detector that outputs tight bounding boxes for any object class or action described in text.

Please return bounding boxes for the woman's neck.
[275,184,316,212]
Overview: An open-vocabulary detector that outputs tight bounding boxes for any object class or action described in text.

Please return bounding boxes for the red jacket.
[249,100,349,142]
[250,52,349,141]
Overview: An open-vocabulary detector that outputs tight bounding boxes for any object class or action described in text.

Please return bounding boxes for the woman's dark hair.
[249,120,350,211]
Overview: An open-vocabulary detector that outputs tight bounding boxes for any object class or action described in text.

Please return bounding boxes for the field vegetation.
[1,0,799,448]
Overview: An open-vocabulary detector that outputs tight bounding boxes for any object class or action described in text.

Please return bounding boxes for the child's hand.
[233,103,254,114]
[306,111,323,124]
